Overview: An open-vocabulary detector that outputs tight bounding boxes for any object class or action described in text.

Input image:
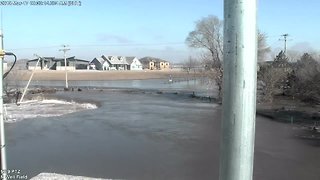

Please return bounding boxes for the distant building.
[89,57,104,70]
[148,61,156,70]
[118,56,128,70]
[26,56,89,70]
[158,61,170,70]
[90,55,143,71]
[126,56,143,70]
[139,57,170,70]
[102,55,127,70]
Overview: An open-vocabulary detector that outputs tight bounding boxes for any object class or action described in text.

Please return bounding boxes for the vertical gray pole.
[219,0,257,180]
[0,30,7,180]
[59,45,70,89]
[64,49,68,89]
[284,36,287,55]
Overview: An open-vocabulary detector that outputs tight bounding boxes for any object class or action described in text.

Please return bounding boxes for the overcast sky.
[2,0,320,62]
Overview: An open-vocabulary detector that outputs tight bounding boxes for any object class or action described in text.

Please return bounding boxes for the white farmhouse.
[89,55,143,71]
[102,55,126,70]
[126,57,143,70]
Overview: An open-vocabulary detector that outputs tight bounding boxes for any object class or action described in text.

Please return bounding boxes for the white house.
[117,56,128,70]
[126,57,142,70]
[102,55,127,70]
[89,55,143,71]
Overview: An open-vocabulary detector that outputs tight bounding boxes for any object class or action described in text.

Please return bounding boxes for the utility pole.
[1,10,3,49]
[0,11,8,180]
[279,34,289,55]
[0,29,7,180]
[59,45,70,89]
[219,0,257,180]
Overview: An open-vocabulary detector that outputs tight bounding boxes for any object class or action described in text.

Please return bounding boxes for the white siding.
[103,61,110,70]
[130,58,143,70]
[56,66,76,71]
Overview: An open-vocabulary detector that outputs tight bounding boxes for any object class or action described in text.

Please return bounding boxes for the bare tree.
[186,15,270,100]
[186,15,223,99]
[186,15,223,64]
[258,32,271,62]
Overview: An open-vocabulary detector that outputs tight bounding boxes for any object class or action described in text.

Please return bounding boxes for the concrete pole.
[64,50,68,89]
[0,30,7,180]
[59,45,70,89]
[284,37,287,55]
[219,0,257,180]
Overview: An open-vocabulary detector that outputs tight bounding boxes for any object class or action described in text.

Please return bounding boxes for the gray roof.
[118,56,129,65]
[108,56,123,65]
[27,56,89,63]
[93,57,104,64]
[125,56,136,64]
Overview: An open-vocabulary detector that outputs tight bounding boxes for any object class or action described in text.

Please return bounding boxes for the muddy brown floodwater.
[4,88,320,180]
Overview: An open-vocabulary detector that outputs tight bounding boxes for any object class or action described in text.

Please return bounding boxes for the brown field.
[7,69,191,81]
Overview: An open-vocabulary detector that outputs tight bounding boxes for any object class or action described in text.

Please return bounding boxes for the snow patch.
[4,99,98,123]
[31,172,111,180]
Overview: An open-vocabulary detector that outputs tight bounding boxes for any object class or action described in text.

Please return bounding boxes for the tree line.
[185,15,320,104]
[258,51,320,103]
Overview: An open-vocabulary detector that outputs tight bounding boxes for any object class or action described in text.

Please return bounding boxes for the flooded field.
[3,80,320,179]
[6,78,217,97]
